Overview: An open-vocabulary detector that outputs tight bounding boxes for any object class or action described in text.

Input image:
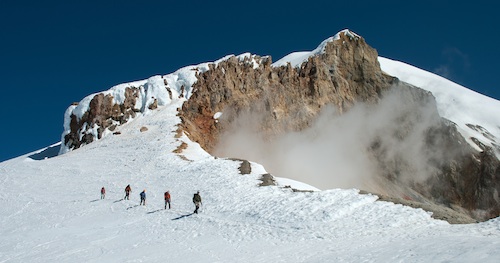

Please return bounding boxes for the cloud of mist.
[434,47,471,81]
[215,84,449,191]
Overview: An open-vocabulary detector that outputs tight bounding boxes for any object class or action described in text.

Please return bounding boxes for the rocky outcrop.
[178,31,500,221]
[64,87,140,150]
[180,32,395,153]
[368,96,500,220]
[430,145,500,220]
[61,75,174,152]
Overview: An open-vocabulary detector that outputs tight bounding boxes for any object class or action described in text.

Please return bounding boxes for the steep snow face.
[379,57,500,155]
[1,100,499,262]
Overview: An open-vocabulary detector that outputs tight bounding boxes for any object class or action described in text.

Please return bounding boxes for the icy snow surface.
[1,97,499,262]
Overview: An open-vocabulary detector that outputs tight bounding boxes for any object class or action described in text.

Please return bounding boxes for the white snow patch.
[213,112,223,119]
[275,177,321,191]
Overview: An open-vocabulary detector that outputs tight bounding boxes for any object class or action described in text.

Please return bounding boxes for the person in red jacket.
[124,184,131,200]
[164,191,171,209]
[101,187,106,199]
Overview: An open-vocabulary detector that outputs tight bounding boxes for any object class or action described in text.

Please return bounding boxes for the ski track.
[1,101,499,262]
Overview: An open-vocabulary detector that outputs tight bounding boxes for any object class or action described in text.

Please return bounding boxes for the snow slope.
[379,57,500,154]
[1,97,499,262]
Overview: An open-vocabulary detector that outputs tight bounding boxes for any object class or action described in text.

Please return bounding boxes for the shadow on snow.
[28,144,60,160]
[172,213,194,220]
[147,209,163,214]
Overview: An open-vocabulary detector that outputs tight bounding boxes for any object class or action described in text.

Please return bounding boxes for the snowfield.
[1,98,499,262]
[1,30,500,262]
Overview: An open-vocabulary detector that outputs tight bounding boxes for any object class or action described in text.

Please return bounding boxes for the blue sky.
[1,0,498,162]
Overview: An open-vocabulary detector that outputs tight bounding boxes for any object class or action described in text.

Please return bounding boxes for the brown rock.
[148,98,158,110]
[179,32,395,153]
[178,31,500,222]
[63,86,140,150]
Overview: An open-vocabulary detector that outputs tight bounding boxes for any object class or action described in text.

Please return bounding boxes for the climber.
[192,191,202,214]
[140,189,146,205]
[164,191,171,209]
[124,184,131,200]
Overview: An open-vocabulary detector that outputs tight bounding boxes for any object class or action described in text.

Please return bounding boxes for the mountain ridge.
[32,30,500,221]
[1,29,499,262]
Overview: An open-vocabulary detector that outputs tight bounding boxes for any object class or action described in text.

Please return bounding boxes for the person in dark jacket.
[140,189,146,205]
[124,185,131,200]
[101,187,106,199]
[192,191,202,214]
[164,191,171,209]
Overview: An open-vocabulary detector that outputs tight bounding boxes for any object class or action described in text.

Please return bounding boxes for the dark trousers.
[165,200,171,209]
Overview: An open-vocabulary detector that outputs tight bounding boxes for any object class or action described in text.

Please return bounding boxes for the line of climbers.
[100,186,202,214]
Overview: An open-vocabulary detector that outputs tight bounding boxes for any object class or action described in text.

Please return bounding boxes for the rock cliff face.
[180,32,395,153]
[178,31,499,221]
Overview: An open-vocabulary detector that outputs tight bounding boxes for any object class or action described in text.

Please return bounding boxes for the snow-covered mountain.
[175,30,499,222]
[1,29,499,262]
